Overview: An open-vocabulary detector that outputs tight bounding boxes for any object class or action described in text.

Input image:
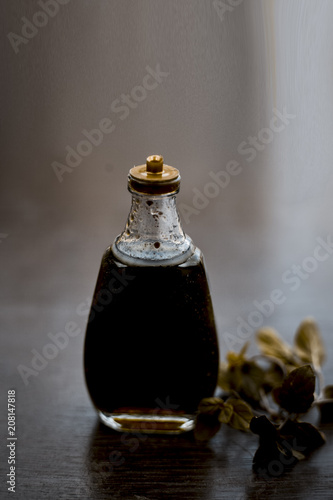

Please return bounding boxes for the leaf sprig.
[194,396,253,441]
[195,318,333,476]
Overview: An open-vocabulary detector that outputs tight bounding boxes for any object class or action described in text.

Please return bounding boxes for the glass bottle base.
[98,411,195,434]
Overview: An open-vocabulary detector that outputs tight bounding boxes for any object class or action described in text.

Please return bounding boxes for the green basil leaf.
[226,398,253,431]
[256,328,297,366]
[198,397,224,415]
[194,413,221,441]
[218,403,233,424]
[273,365,315,414]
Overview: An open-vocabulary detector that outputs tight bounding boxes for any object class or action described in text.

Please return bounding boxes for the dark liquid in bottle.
[84,248,219,418]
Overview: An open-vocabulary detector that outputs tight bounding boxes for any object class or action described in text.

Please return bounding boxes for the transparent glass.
[84,191,219,434]
[112,192,195,265]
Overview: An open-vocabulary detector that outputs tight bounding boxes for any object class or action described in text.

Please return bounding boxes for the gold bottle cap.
[128,155,180,195]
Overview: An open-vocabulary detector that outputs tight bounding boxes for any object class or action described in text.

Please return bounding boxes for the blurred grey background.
[1,0,333,366]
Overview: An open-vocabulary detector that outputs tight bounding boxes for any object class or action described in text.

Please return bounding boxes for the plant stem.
[314,366,325,399]
[259,389,280,420]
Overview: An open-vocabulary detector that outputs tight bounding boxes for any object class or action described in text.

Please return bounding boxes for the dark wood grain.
[1,213,333,499]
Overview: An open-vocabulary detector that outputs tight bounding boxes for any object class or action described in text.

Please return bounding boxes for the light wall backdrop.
[1,0,333,357]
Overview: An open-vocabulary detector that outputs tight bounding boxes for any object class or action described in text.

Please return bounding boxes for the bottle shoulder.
[111,235,197,267]
[102,243,204,269]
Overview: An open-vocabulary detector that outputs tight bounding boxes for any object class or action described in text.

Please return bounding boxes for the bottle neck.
[112,192,195,266]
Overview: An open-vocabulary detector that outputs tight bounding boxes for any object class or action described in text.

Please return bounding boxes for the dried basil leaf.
[259,357,286,390]
[279,420,326,454]
[251,417,304,476]
[290,449,306,461]
[252,441,284,475]
[249,356,286,396]
[226,398,253,431]
[218,403,233,424]
[194,413,221,441]
[219,355,285,407]
[252,433,299,476]
[256,328,297,366]
[317,401,333,423]
[250,415,278,442]
[316,386,333,423]
[323,385,333,399]
[198,397,224,415]
[273,365,315,414]
[294,317,325,369]
[218,362,243,394]
[218,345,249,392]
[229,360,264,404]
[226,342,249,364]
[218,361,233,391]
[285,363,300,374]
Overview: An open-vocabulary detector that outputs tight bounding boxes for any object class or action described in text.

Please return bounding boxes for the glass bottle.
[84,155,219,434]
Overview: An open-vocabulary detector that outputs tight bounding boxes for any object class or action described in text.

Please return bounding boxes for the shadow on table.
[245,423,333,500]
[85,418,220,500]
[245,465,320,500]
[84,419,333,500]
